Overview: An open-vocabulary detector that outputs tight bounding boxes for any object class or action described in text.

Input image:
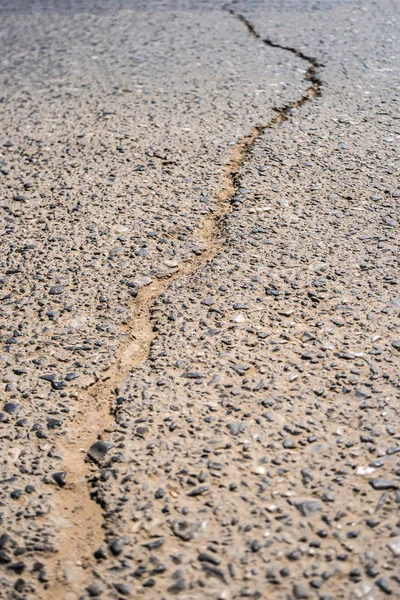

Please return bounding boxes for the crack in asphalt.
[44,8,324,597]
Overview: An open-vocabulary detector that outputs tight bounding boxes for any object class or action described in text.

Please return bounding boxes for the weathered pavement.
[0,1,399,599]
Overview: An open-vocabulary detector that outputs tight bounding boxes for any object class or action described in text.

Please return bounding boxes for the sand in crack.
[43,12,323,598]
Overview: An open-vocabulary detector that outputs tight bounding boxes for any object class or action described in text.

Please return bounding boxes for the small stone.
[294,498,322,517]
[109,538,124,556]
[87,582,104,596]
[366,518,380,528]
[356,466,375,476]
[171,520,197,541]
[113,583,131,596]
[51,472,67,487]
[387,537,400,557]
[142,538,165,550]
[322,491,335,503]
[163,259,178,268]
[277,309,293,317]
[293,583,310,598]
[227,422,247,436]
[7,562,25,574]
[375,577,392,594]
[51,380,67,391]
[382,215,398,228]
[3,402,21,414]
[168,577,186,594]
[94,548,107,560]
[201,297,215,306]
[49,285,66,295]
[187,485,209,497]
[198,553,221,566]
[0,551,11,564]
[282,438,296,449]
[370,479,399,491]
[201,563,227,583]
[155,488,165,499]
[65,372,79,381]
[87,441,113,464]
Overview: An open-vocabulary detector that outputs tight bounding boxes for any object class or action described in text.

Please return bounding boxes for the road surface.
[0,0,399,598]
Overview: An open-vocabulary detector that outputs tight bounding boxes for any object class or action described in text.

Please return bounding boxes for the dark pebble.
[376,577,392,594]
[113,582,131,596]
[3,403,21,414]
[109,538,124,556]
[87,440,113,464]
[49,285,66,295]
[86,582,104,596]
[51,472,67,487]
[293,583,310,598]
[142,538,165,550]
[370,479,399,491]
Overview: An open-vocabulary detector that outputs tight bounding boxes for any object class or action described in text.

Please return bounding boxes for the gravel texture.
[0,0,399,599]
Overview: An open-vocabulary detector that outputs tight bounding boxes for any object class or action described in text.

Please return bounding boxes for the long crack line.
[43,8,324,597]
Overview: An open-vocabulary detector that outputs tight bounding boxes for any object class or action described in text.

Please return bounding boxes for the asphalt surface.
[0,1,399,599]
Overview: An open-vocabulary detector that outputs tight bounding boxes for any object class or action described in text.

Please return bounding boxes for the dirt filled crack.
[43,9,324,598]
